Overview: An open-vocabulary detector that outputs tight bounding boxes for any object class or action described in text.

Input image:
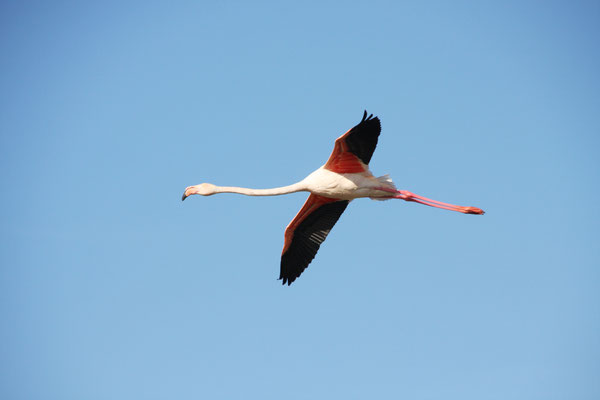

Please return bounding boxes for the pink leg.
[378,188,484,215]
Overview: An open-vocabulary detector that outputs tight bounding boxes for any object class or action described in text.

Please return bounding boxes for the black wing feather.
[345,110,381,165]
[280,200,349,285]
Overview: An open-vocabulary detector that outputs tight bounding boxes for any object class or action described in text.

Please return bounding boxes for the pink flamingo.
[183,111,484,285]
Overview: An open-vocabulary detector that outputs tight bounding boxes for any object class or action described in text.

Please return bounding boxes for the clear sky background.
[1,1,599,399]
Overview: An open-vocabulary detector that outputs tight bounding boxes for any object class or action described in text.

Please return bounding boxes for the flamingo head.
[181,183,217,200]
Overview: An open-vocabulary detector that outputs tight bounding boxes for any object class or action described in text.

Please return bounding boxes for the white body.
[301,166,396,200]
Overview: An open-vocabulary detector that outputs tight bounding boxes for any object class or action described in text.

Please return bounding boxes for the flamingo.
[182,111,484,285]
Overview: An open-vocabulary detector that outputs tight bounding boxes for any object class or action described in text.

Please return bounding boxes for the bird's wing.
[324,110,381,173]
[280,194,349,285]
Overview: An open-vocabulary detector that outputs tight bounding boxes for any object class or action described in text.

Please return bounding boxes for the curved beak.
[182,186,198,201]
[181,186,193,201]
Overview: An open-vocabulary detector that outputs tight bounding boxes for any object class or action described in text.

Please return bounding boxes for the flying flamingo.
[182,111,484,285]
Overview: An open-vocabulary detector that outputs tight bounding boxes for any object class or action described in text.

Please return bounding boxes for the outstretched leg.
[378,188,484,215]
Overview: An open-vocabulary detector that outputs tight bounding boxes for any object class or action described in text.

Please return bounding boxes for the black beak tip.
[181,192,188,201]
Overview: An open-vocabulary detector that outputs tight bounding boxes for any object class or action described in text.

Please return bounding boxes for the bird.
[182,111,484,285]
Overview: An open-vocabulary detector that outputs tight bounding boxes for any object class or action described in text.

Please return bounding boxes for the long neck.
[214,181,307,196]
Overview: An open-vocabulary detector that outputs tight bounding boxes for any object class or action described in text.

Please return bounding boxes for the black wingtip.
[361,110,375,123]
[279,277,291,286]
[280,277,294,286]
[278,274,296,286]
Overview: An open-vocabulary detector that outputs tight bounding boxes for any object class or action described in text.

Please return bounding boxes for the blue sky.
[1,1,599,399]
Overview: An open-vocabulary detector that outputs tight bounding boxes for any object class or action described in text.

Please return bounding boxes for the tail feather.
[371,174,397,201]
